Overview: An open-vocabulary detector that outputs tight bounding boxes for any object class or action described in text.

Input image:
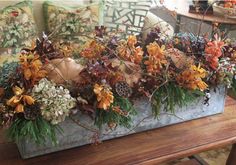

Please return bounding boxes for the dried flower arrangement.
[0,25,236,145]
[220,0,236,8]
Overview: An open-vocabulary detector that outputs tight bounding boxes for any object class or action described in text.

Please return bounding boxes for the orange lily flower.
[6,86,35,113]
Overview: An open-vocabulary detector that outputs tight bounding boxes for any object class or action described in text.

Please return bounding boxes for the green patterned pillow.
[0,1,37,51]
[104,0,152,37]
[43,1,103,50]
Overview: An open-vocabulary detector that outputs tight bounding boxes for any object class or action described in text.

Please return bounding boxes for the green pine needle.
[95,96,136,129]
[151,83,204,118]
[7,116,62,145]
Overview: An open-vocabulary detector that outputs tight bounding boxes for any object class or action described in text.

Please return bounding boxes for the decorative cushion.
[43,1,102,51]
[142,11,174,42]
[0,1,37,50]
[104,0,152,36]
[0,1,37,65]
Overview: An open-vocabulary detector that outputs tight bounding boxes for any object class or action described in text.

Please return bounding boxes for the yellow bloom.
[191,64,207,78]
[144,42,167,75]
[176,64,208,91]
[13,86,24,96]
[197,81,208,91]
[127,35,137,47]
[19,54,47,87]
[146,42,165,57]
[94,84,114,110]
[31,59,43,71]
[6,86,35,113]
[7,96,22,107]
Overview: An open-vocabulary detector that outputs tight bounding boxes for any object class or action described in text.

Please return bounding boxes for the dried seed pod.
[115,81,132,98]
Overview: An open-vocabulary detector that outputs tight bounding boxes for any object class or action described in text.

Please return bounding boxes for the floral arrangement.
[219,0,236,8]
[1,26,236,145]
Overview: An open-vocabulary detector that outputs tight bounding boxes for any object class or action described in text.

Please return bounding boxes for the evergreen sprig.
[151,83,204,118]
[7,116,62,145]
[95,96,136,129]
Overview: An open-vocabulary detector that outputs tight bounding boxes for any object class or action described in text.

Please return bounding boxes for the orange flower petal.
[24,68,32,80]
[7,96,21,107]
[13,86,24,96]
[15,104,24,113]
[23,95,35,105]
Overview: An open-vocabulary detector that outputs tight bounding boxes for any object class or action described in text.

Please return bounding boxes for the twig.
[101,114,153,137]
[159,112,185,121]
[69,116,98,133]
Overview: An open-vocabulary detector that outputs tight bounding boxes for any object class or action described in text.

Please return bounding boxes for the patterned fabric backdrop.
[104,0,152,37]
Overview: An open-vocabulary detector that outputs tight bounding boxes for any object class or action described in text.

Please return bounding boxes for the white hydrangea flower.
[32,78,76,125]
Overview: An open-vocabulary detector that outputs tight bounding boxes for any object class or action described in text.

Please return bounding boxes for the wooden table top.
[162,0,236,24]
[0,97,236,165]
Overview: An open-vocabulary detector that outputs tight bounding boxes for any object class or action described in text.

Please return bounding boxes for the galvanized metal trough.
[17,86,226,159]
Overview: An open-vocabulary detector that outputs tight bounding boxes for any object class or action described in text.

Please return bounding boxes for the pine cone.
[24,104,40,120]
[115,81,132,98]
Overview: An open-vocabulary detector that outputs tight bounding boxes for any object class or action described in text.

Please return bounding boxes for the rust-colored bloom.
[144,42,167,75]
[15,104,24,113]
[112,106,127,116]
[176,64,208,91]
[224,0,236,8]
[127,35,137,47]
[94,83,114,110]
[205,36,224,70]
[146,42,165,57]
[117,35,143,64]
[19,54,47,86]
[6,86,35,113]
[80,40,105,59]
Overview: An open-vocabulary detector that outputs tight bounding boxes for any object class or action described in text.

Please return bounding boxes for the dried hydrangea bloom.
[32,78,76,125]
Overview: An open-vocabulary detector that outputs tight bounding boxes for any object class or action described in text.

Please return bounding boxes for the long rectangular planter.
[17,86,226,159]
